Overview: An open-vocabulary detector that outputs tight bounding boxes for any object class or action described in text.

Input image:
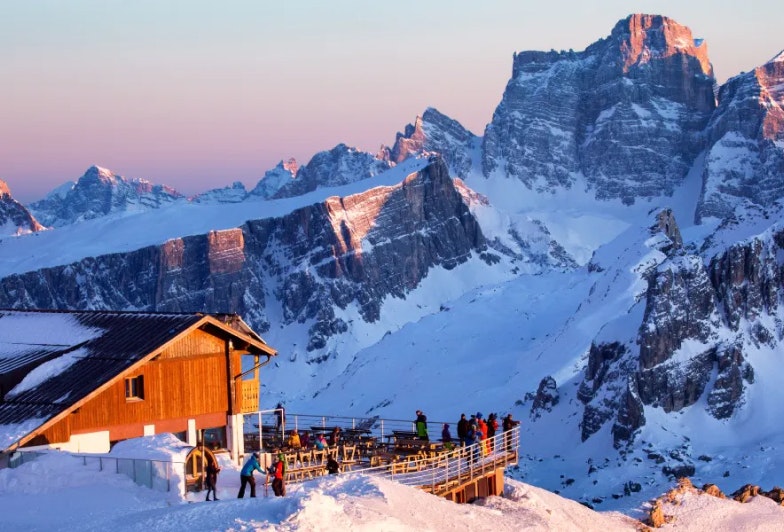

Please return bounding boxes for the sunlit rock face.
[0,158,493,351]
[482,14,715,203]
[29,165,183,227]
[388,107,478,178]
[0,179,46,236]
[697,53,784,221]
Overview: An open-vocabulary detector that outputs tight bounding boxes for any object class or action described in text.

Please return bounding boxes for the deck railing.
[242,411,455,449]
[269,423,520,496]
[341,428,520,495]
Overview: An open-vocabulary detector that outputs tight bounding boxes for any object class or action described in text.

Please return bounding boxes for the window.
[125,375,144,400]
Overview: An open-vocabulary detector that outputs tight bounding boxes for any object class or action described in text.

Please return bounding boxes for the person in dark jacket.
[205,455,220,501]
[441,423,452,443]
[486,413,499,451]
[326,455,340,475]
[465,422,478,463]
[275,403,286,433]
[237,452,264,498]
[502,413,520,451]
[456,413,468,446]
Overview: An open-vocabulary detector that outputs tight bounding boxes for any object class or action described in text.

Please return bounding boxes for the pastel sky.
[2,0,782,203]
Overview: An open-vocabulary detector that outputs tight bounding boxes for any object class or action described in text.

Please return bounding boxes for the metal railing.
[6,450,186,495]
[74,454,186,495]
[243,411,454,450]
[343,428,520,495]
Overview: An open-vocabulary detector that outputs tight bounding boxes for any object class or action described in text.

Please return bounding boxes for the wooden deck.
[279,428,520,503]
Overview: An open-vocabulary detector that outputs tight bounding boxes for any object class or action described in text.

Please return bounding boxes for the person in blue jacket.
[237,452,264,498]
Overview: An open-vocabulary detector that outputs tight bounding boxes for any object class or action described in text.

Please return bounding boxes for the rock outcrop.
[387,107,478,178]
[0,180,46,236]
[697,51,784,221]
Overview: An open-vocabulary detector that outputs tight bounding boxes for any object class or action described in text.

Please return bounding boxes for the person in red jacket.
[476,413,489,456]
[269,452,286,497]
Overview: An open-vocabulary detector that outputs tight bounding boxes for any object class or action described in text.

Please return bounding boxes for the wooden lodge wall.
[33,328,249,446]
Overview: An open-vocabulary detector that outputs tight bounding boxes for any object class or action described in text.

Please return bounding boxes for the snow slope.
[1,447,781,531]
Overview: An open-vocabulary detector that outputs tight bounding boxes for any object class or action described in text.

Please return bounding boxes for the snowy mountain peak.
[281,157,299,175]
[610,14,713,76]
[28,166,183,227]
[389,107,478,178]
[83,164,117,182]
[0,179,11,198]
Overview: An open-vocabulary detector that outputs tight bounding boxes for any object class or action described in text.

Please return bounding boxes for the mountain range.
[1,13,783,514]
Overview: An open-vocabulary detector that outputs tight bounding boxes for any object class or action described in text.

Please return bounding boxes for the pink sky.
[2,1,782,203]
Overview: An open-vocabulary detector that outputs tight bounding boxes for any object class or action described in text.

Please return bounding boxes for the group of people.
[415,409,520,457]
[224,406,521,501]
[283,426,341,451]
[237,451,287,498]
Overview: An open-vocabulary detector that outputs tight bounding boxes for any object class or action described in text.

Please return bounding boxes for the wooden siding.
[42,352,236,444]
[158,328,225,360]
[240,379,259,413]
[21,324,267,447]
[30,414,71,447]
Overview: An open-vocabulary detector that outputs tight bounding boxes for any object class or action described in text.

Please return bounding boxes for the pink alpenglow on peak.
[617,14,713,77]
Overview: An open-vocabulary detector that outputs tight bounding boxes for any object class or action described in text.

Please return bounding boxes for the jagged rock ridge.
[0,159,496,353]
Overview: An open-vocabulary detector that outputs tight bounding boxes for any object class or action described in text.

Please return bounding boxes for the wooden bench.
[286,464,326,482]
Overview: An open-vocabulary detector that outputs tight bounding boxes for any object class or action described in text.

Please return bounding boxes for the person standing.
[456,413,468,446]
[441,423,452,442]
[270,452,287,497]
[486,413,499,452]
[237,452,264,498]
[275,403,286,434]
[465,421,478,464]
[205,455,221,501]
[415,410,429,441]
[476,413,488,456]
[502,413,520,451]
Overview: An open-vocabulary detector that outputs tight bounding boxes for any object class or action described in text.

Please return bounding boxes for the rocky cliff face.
[577,208,781,447]
[697,52,784,221]
[482,14,715,203]
[0,180,45,237]
[29,166,183,227]
[0,158,495,353]
[387,107,478,178]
